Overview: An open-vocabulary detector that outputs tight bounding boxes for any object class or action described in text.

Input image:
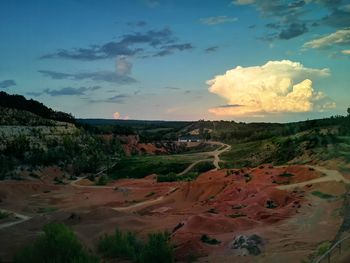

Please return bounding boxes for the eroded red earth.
[0,165,346,262]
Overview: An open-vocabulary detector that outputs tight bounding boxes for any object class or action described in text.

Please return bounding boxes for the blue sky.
[1,0,349,121]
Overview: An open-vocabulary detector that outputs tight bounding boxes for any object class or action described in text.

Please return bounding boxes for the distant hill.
[0,91,75,123]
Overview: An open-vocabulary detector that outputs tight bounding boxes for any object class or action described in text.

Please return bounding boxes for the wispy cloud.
[204,46,219,53]
[41,27,193,61]
[38,70,137,84]
[90,94,129,103]
[303,28,350,49]
[199,16,238,25]
[0,79,16,89]
[38,86,102,96]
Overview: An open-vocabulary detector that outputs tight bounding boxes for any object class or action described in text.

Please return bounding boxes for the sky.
[0,0,350,122]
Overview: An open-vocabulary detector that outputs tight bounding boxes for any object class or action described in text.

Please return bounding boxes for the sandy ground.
[0,163,348,262]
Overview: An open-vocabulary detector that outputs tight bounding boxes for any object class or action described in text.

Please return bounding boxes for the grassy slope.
[108,153,207,179]
[220,130,350,168]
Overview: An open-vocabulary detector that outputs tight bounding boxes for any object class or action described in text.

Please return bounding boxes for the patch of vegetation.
[98,229,174,263]
[157,172,199,183]
[200,234,221,245]
[13,223,98,263]
[145,192,155,197]
[54,176,66,185]
[108,155,193,179]
[190,161,215,173]
[0,91,75,123]
[28,172,40,179]
[266,200,278,209]
[0,211,10,219]
[207,208,218,214]
[37,207,58,213]
[311,191,335,199]
[316,241,331,256]
[244,173,252,183]
[279,172,295,177]
[172,222,184,233]
[96,175,108,186]
[229,213,247,218]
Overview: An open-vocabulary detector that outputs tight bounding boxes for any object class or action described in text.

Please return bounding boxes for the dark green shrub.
[98,229,142,261]
[312,191,335,199]
[140,232,174,263]
[98,229,174,263]
[14,223,98,263]
[96,175,108,186]
[279,172,295,177]
[200,234,221,245]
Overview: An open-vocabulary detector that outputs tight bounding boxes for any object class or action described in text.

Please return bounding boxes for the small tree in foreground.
[14,223,99,263]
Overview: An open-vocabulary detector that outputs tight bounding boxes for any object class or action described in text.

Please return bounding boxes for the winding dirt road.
[277,165,350,190]
[178,141,231,175]
[0,209,31,230]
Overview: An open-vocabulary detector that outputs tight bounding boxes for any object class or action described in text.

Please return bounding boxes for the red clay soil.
[0,164,339,262]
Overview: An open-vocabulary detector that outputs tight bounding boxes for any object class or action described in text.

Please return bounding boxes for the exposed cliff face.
[114,135,191,156]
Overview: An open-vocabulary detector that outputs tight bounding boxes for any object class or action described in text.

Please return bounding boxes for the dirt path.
[177,159,213,176]
[211,142,231,169]
[277,165,350,190]
[70,161,118,189]
[112,187,177,212]
[0,209,31,230]
[70,177,116,189]
[178,141,231,175]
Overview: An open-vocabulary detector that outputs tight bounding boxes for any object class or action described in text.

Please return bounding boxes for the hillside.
[0,96,124,181]
[0,91,75,123]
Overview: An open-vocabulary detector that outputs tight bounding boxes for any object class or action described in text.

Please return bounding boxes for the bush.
[157,172,178,182]
[98,229,142,261]
[96,175,108,186]
[191,161,215,173]
[200,234,221,245]
[157,172,199,182]
[311,191,335,199]
[98,229,174,263]
[0,211,10,219]
[14,223,99,263]
[140,232,174,263]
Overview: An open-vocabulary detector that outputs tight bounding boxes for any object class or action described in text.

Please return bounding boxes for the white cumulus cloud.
[303,28,350,49]
[116,56,132,76]
[113,112,121,119]
[207,60,334,116]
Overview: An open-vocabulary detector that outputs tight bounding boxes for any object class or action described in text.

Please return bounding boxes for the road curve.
[0,209,31,230]
[277,165,350,190]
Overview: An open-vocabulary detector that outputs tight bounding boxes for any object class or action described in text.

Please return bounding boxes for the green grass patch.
[108,155,196,179]
[311,191,335,199]
[316,241,331,256]
[157,172,199,182]
[190,161,215,173]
